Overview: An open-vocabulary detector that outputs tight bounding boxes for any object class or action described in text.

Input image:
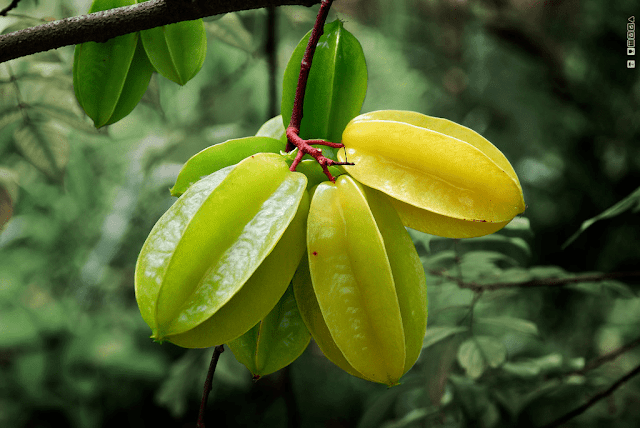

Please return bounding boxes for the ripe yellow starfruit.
[294,175,427,386]
[338,110,525,238]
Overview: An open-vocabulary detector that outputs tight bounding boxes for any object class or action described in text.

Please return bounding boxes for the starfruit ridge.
[135,153,308,346]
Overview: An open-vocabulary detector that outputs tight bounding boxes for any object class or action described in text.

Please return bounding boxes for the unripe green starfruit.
[294,175,427,386]
[135,153,309,348]
[282,20,367,159]
[137,0,207,86]
[256,115,287,145]
[228,284,311,379]
[337,110,526,238]
[170,136,285,197]
[73,0,154,128]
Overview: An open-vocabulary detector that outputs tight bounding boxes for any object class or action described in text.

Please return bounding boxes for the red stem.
[286,0,332,149]
[285,0,353,182]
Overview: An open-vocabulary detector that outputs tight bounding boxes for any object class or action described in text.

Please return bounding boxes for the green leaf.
[422,326,468,349]
[448,374,496,422]
[357,385,406,428]
[155,351,203,417]
[0,306,39,347]
[0,107,23,133]
[13,121,69,180]
[170,136,285,196]
[501,360,542,378]
[563,186,640,248]
[381,408,436,428]
[475,317,539,336]
[457,336,507,379]
[282,20,367,149]
[29,103,98,134]
[0,167,18,204]
[567,278,636,299]
[497,216,534,240]
[501,353,568,379]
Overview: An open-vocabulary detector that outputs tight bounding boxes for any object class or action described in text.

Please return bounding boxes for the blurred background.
[0,0,639,426]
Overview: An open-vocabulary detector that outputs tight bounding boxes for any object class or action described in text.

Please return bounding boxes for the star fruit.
[135,153,309,348]
[338,110,526,238]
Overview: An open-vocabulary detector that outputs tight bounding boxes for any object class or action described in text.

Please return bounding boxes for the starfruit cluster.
[73,0,207,128]
[135,20,525,385]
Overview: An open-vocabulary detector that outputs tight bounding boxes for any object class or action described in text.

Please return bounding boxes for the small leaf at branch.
[458,336,507,379]
[422,326,468,349]
[475,316,539,336]
[563,186,640,249]
[13,121,69,180]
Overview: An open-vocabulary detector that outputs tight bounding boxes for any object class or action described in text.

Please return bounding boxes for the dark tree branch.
[0,0,22,16]
[430,270,640,293]
[572,335,640,377]
[0,0,320,64]
[197,345,225,428]
[541,362,640,428]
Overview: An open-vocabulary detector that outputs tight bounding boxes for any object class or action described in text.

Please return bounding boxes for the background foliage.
[1,0,639,426]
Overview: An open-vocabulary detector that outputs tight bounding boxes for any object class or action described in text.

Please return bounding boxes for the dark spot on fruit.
[313,251,318,256]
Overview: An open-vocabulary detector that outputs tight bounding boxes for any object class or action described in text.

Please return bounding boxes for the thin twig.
[284,0,353,182]
[0,0,21,16]
[0,0,320,64]
[430,270,640,293]
[541,362,640,428]
[572,335,640,376]
[286,0,333,146]
[197,345,224,428]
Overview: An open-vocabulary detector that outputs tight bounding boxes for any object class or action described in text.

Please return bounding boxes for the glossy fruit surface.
[282,20,367,153]
[295,175,427,385]
[135,153,308,348]
[73,0,153,128]
[228,284,310,378]
[170,137,284,196]
[338,110,526,238]
[103,38,155,126]
[138,8,207,85]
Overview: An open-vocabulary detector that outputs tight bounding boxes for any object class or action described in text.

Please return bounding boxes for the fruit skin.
[227,284,311,378]
[103,38,155,126]
[135,153,309,348]
[337,110,526,238]
[170,137,284,197]
[295,175,427,386]
[73,0,154,128]
[137,1,207,86]
[282,20,367,157]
